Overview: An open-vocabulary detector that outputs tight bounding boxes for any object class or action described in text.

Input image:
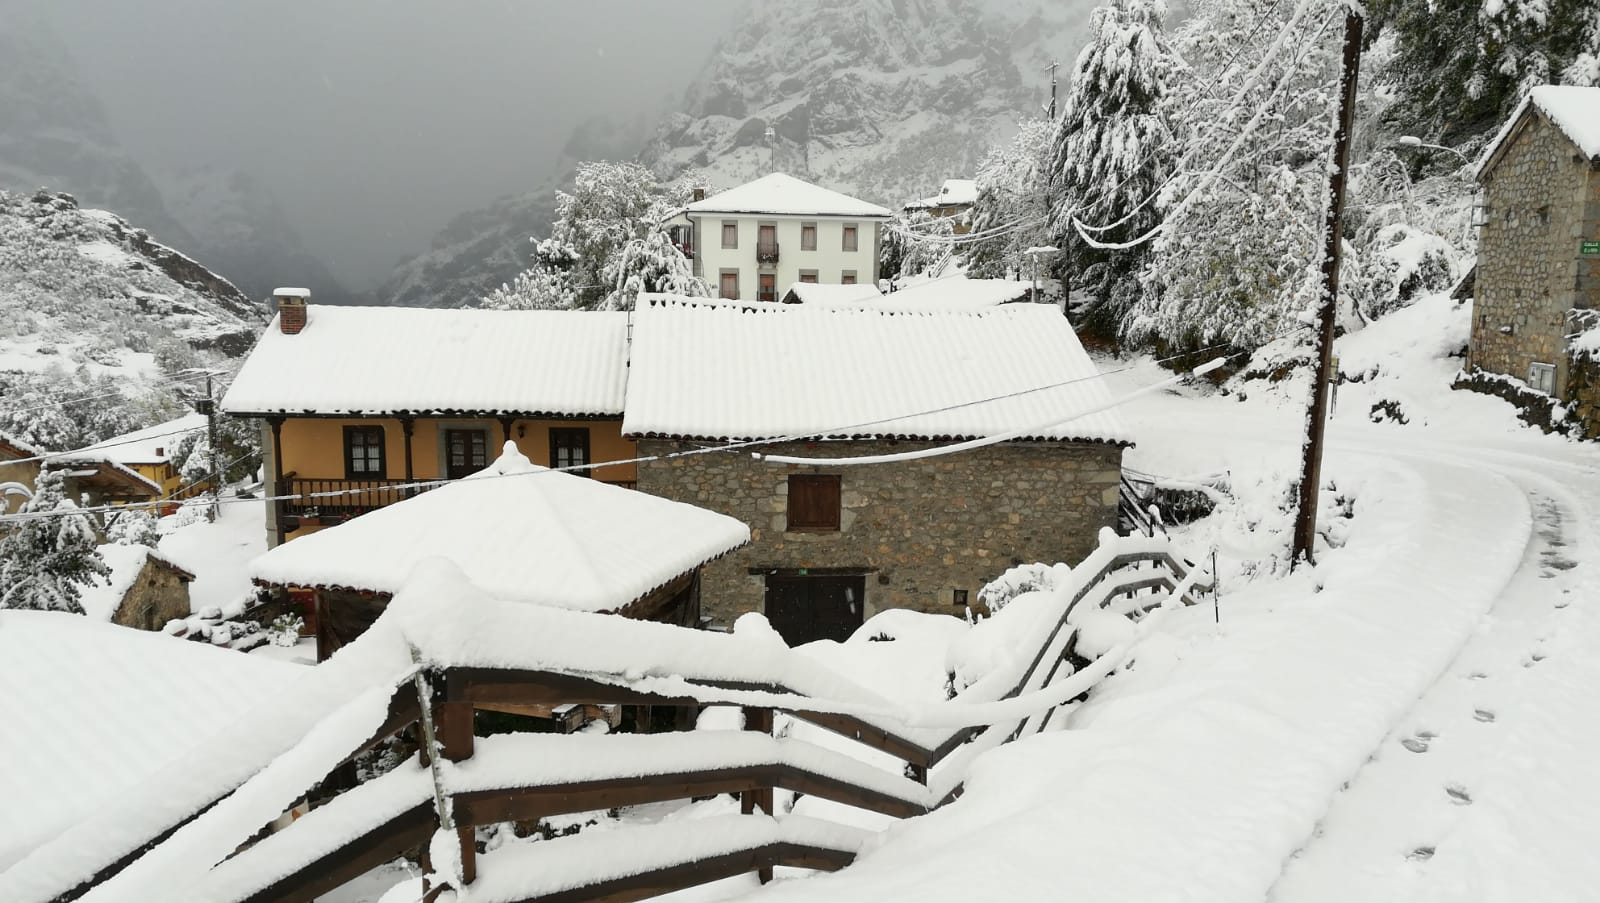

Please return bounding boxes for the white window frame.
[1528,361,1556,395]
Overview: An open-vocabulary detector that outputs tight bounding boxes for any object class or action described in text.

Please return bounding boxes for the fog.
[40,1,745,289]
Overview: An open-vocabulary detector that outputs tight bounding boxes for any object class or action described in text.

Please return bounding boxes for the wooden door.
[764,575,865,646]
[445,428,489,479]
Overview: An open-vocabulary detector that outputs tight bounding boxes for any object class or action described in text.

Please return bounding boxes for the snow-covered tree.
[1372,0,1600,146]
[106,508,160,547]
[962,119,1055,280]
[881,209,956,283]
[0,467,110,614]
[483,161,708,311]
[1047,0,1176,341]
[1126,0,1341,354]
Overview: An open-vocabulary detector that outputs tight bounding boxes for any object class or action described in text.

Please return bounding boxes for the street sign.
[1583,240,1600,255]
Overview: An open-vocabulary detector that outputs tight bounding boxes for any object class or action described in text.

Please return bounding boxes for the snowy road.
[1269,437,1600,903]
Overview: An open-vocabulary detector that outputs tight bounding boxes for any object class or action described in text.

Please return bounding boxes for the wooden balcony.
[277,477,430,525]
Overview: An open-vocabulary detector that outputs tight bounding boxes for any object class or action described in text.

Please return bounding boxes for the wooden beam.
[454,771,762,827]
[240,803,435,903]
[501,842,855,903]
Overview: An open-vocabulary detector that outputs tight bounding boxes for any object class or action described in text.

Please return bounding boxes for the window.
[722,221,738,249]
[799,269,818,284]
[801,223,817,251]
[444,428,489,480]
[952,589,969,607]
[1529,362,1556,395]
[720,270,740,300]
[787,474,841,531]
[758,273,776,303]
[550,428,591,474]
[757,224,778,261]
[343,426,385,479]
[842,224,858,252]
[841,270,857,285]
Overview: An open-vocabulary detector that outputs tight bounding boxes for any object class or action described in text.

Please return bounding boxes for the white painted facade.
[664,173,891,303]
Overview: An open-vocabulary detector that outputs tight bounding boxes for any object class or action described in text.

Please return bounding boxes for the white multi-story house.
[664,173,892,303]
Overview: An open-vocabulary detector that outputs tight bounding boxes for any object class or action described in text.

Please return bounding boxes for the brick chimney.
[692,186,706,202]
[274,287,310,335]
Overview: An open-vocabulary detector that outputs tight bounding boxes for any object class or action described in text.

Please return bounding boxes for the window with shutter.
[787,474,841,531]
[722,222,738,249]
[842,225,858,252]
[801,224,817,251]
[720,271,740,299]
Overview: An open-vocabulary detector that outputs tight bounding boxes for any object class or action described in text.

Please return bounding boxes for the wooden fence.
[85,539,1212,903]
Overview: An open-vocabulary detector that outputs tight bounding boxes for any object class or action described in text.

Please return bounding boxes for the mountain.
[640,0,1097,206]
[377,113,650,308]
[160,165,356,306]
[0,10,194,251]
[0,188,264,373]
[376,0,1094,308]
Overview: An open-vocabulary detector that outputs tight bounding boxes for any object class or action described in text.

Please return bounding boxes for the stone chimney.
[692,186,706,202]
[274,287,310,335]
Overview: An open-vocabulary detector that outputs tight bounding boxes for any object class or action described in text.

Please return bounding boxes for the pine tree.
[1047,0,1175,341]
[0,467,110,614]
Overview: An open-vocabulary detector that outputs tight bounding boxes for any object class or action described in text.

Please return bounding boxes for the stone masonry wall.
[636,438,1123,626]
[113,559,192,631]
[1471,111,1600,396]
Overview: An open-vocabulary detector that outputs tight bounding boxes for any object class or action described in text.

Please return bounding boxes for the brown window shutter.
[788,474,841,531]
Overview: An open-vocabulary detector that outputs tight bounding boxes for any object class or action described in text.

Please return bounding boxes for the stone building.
[1466,85,1600,412]
[625,296,1130,645]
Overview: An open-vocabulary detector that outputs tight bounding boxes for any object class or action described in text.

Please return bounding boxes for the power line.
[0,424,206,469]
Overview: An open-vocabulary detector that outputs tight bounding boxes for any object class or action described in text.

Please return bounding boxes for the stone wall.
[636,438,1123,626]
[1470,111,1600,396]
[112,559,192,631]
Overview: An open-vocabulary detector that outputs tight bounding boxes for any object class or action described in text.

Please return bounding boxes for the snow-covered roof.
[71,413,207,466]
[623,296,1131,444]
[881,277,1032,310]
[0,611,298,870]
[0,430,45,460]
[250,443,749,611]
[78,544,192,622]
[781,282,886,306]
[221,306,631,417]
[685,173,892,219]
[1477,85,1600,179]
[906,178,978,209]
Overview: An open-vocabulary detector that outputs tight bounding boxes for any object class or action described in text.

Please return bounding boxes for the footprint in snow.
[1473,709,1496,723]
[1525,652,1547,668]
[1445,785,1473,805]
[1402,737,1430,753]
[1408,846,1436,861]
[1467,672,1489,681]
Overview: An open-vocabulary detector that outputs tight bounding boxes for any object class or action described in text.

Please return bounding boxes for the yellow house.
[221,293,638,546]
[2,429,166,517]
[69,413,213,509]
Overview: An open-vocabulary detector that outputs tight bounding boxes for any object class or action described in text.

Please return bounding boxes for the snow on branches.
[0,467,110,614]
[483,161,709,312]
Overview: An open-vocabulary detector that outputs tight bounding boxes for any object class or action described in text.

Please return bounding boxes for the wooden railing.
[116,537,1211,903]
[277,478,430,522]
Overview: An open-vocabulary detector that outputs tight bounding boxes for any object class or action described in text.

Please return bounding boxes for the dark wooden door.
[764,575,865,646]
[445,428,489,479]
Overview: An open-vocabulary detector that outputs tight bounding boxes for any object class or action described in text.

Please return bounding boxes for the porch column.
[498,416,515,450]
[267,417,286,547]
[400,417,416,481]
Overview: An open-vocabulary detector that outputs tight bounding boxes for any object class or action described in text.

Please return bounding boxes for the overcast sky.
[41,1,745,288]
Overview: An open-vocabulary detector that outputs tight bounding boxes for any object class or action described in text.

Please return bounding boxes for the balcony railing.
[278,478,429,523]
[756,241,779,263]
[674,242,694,259]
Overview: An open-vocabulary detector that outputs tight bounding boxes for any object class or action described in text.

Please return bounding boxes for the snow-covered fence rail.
[62,534,1209,903]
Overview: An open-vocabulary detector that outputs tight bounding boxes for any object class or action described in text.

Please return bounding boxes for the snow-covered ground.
[157,494,266,616]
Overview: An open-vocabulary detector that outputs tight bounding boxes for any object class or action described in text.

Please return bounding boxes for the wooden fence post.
[741,706,775,883]
[437,682,477,887]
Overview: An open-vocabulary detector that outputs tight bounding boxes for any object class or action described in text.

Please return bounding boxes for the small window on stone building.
[787,474,841,531]
[953,589,969,607]
[1528,362,1556,395]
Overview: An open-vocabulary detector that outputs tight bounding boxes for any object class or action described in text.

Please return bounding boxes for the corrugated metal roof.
[221,306,630,417]
[622,297,1130,444]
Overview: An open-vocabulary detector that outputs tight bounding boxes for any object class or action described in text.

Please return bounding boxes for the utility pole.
[198,373,220,523]
[1045,60,1060,119]
[1291,9,1364,565]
